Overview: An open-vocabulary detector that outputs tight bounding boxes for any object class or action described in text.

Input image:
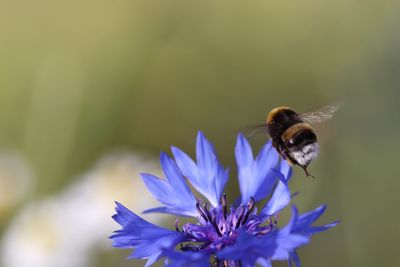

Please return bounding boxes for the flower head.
[110,131,338,266]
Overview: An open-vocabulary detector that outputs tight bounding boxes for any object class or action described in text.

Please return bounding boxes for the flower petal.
[279,159,292,181]
[290,251,301,267]
[293,204,327,231]
[142,206,195,217]
[271,205,339,263]
[160,152,193,196]
[254,157,292,202]
[293,204,340,235]
[253,141,280,198]
[260,178,290,217]
[217,218,319,267]
[141,153,197,217]
[217,230,277,266]
[163,249,211,267]
[110,202,185,266]
[235,134,254,203]
[235,134,285,204]
[172,131,228,207]
[170,146,198,182]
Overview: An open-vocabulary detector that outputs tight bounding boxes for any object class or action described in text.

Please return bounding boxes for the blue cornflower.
[110,132,338,267]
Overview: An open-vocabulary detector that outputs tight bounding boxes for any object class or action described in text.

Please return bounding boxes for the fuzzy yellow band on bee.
[281,122,314,143]
[265,106,292,124]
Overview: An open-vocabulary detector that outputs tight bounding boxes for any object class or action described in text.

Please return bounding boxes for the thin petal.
[141,174,171,204]
[254,158,292,203]
[235,133,254,170]
[112,201,140,227]
[235,134,254,203]
[196,131,216,174]
[290,251,301,267]
[160,152,193,197]
[276,234,309,252]
[280,206,299,236]
[170,146,198,181]
[172,131,228,207]
[163,249,211,267]
[271,205,339,263]
[293,205,327,232]
[142,206,195,217]
[260,178,290,216]
[236,134,284,204]
[303,222,340,234]
[279,159,292,181]
[110,202,185,266]
[294,205,340,235]
[271,207,302,261]
[253,141,280,198]
[217,230,277,265]
[140,153,198,217]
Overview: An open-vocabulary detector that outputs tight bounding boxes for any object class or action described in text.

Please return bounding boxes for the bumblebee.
[248,104,341,177]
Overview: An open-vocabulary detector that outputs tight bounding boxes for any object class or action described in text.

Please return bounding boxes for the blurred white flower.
[1,152,163,267]
[0,152,34,215]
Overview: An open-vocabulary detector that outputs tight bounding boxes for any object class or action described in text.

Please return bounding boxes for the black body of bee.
[266,107,319,177]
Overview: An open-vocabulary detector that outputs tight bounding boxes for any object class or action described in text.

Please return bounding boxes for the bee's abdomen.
[282,123,318,167]
[289,142,319,167]
[282,123,317,148]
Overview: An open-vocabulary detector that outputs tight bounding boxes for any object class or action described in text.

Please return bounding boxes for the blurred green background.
[1,0,399,266]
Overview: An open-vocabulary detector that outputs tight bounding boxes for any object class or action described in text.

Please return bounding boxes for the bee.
[247,104,341,177]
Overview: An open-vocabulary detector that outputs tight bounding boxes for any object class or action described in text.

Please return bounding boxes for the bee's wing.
[240,124,268,139]
[298,103,342,125]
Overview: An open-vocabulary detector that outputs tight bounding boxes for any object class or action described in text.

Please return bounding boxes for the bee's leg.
[301,165,315,179]
[273,140,287,160]
[281,147,291,161]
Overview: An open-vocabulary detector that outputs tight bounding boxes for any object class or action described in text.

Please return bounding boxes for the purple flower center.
[176,193,278,255]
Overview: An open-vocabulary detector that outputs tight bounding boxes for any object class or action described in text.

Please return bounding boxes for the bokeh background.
[1,1,399,266]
